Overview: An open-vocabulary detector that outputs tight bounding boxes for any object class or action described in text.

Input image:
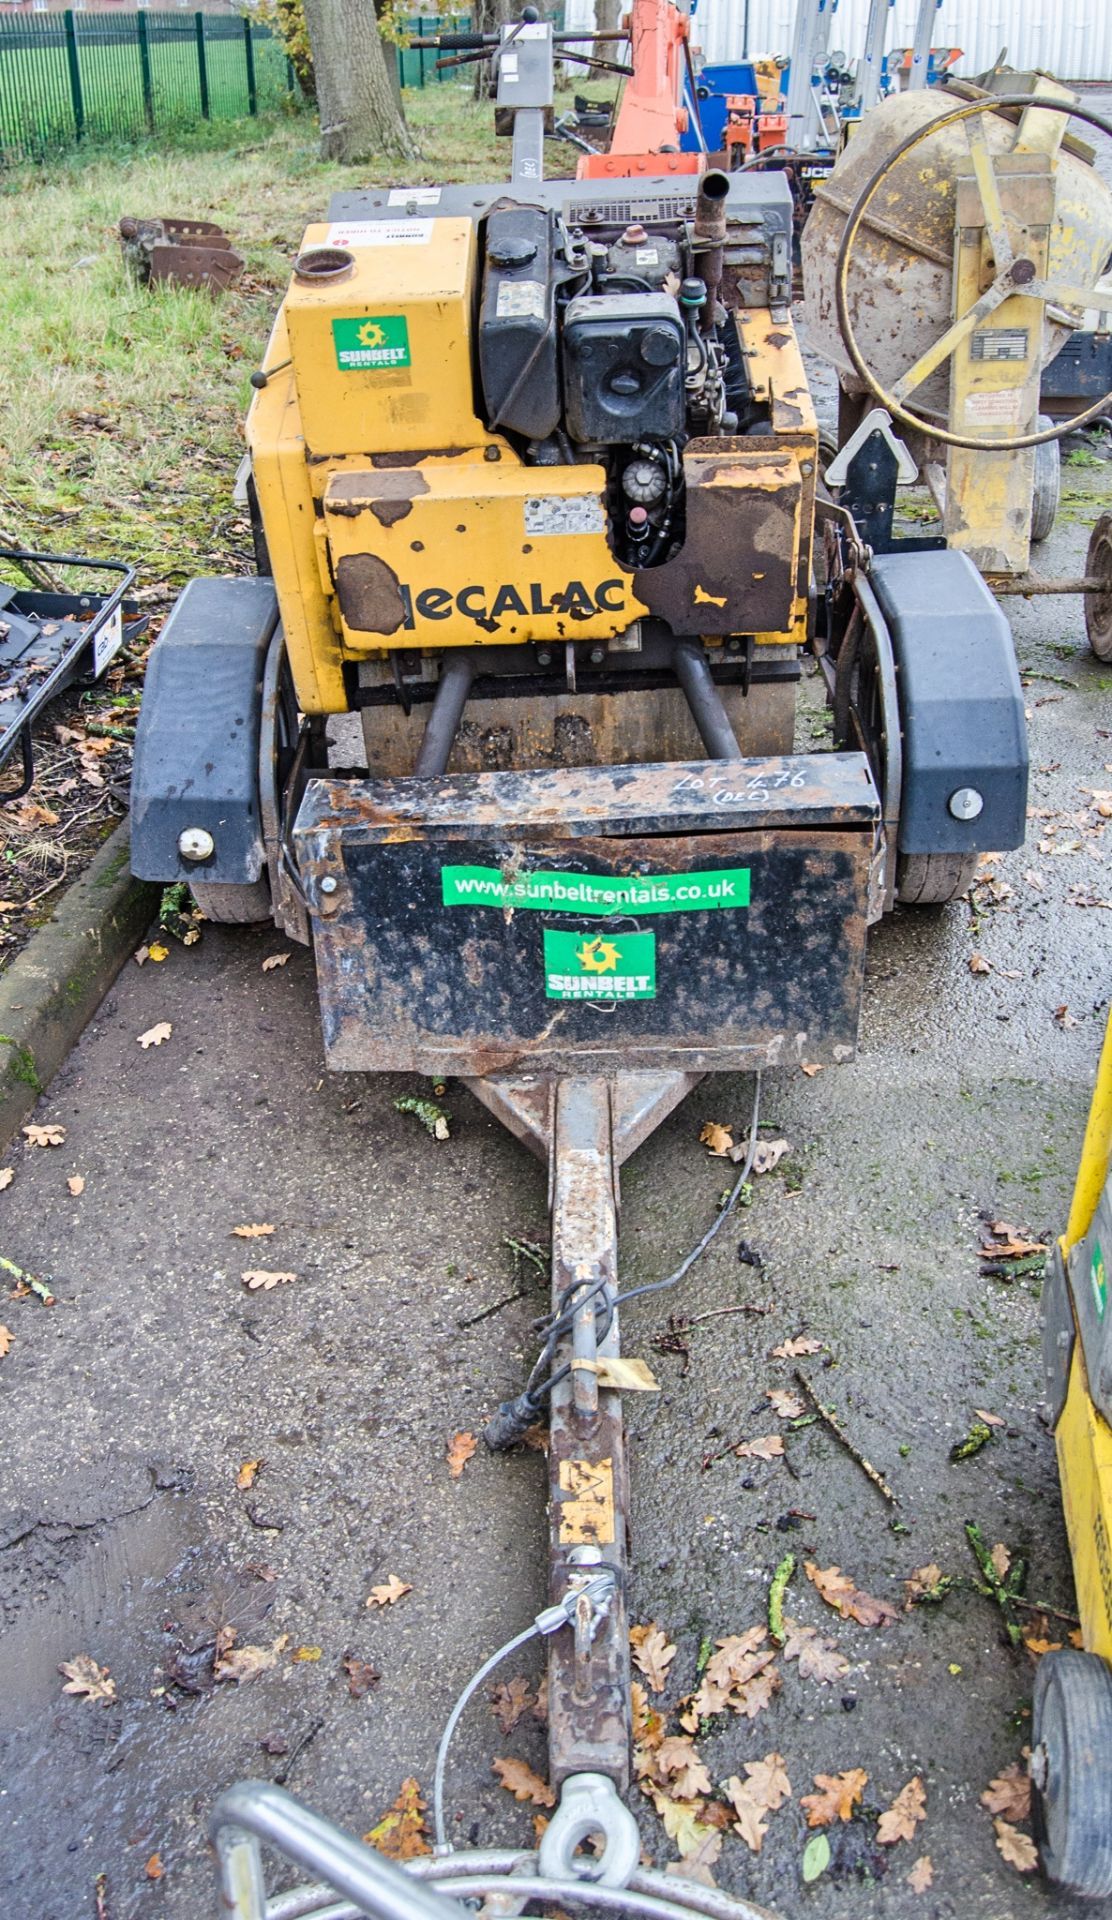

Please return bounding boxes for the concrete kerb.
[0,820,159,1151]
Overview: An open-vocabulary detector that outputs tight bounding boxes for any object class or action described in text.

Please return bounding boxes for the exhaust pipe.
[693,168,730,331]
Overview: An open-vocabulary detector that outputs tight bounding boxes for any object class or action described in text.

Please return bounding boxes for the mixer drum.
[802,87,1112,438]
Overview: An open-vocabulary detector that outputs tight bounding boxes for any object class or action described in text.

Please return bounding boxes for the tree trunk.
[301,0,415,163]
[591,0,621,78]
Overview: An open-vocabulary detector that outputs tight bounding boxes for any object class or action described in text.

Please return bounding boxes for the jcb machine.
[132,15,1029,1916]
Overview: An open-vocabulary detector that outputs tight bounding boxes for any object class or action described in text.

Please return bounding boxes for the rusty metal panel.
[633,443,802,637]
[294,755,878,1079]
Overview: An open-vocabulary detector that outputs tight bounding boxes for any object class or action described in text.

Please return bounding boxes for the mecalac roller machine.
[131,12,1030,1914]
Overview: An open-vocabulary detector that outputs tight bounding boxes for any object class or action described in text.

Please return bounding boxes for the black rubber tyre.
[895,851,978,907]
[1032,1648,1112,1898]
[1030,418,1060,545]
[189,878,272,925]
[1085,513,1112,662]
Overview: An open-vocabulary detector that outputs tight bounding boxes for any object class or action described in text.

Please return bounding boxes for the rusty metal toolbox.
[293,751,880,1079]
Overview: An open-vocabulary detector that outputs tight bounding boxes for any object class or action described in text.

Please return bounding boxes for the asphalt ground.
[0,446,1110,1920]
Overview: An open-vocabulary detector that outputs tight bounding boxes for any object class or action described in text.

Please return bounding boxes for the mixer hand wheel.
[834,94,1112,453]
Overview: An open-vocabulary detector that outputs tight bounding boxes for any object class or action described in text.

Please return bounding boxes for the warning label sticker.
[325,219,433,248]
[964,387,1027,425]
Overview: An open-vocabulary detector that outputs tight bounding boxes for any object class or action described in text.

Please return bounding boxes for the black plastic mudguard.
[869,548,1028,856]
[130,576,278,884]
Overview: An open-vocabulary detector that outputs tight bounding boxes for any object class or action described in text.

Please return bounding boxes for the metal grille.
[567,195,696,225]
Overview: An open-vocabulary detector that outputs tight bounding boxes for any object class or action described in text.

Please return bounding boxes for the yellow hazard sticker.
[557,1457,616,1545]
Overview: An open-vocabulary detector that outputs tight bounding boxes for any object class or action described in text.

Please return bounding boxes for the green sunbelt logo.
[333,316,411,371]
[544,930,655,1001]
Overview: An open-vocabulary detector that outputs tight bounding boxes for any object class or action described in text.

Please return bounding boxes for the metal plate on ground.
[294,755,879,1078]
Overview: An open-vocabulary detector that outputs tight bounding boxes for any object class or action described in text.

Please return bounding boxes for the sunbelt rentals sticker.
[544,930,655,1001]
[332,316,411,371]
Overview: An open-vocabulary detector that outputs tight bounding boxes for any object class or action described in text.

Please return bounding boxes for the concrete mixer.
[802,79,1112,631]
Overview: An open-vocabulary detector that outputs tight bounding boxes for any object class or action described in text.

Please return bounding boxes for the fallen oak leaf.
[804,1561,899,1628]
[59,1654,116,1703]
[780,1618,850,1684]
[990,1542,1011,1580]
[877,1775,926,1845]
[447,1430,477,1478]
[0,1169,11,1190]
[492,1756,555,1807]
[903,1564,953,1609]
[0,1325,12,1357]
[699,1121,734,1156]
[655,1735,712,1799]
[366,1575,412,1608]
[751,1138,790,1175]
[630,1623,677,1693]
[994,1819,1037,1873]
[214,1639,281,1684]
[800,1769,868,1828]
[261,953,291,971]
[981,1763,1030,1823]
[800,1062,823,1077]
[241,1269,297,1291]
[736,1752,791,1812]
[723,1779,769,1853]
[291,1646,322,1662]
[489,1675,533,1735]
[66,1175,85,1196]
[770,1335,823,1359]
[969,951,992,975]
[907,1855,933,1893]
[734,1434,784,1462]
[137,1021,172,1049]
[232,1223,276,1238]
[648,1788,716,1860]
[663,1825,721,1886]
[364,1778,431,1860]
[342,1655,380,1699]
[975,1408,1006,1427]
[766,1388,805,1419]
[23,1124,65,1148]
[147,943,169,963]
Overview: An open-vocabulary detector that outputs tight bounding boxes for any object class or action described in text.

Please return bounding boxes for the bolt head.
[948,786,984,821]
[178,827,214,861]
[320,875,339,896]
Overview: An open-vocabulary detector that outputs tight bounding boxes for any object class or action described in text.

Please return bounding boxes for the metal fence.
[0,11,297,158]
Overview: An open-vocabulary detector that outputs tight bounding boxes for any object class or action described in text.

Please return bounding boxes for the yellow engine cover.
[286,218,492,456]
[324,461,650,648]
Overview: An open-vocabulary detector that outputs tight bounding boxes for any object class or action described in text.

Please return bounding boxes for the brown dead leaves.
[994,1819,1037,1872]
[236,1459,262,1490]
[23,1123,64,1148]
[655,1736,712,1800]
[492,1756,555,1807]
[0,1326,12,1358]
[366,1575,411,1608]
[261,953,290,971]
[766,1387,805,1419]
[770,1335,823,1359]
[804,1561,899,1628]
[800,1769,868,1828]
[59,1655,116,1703]
[877,1776,926,1846]
[241,1269,297,1291]
[978,1219,1047,1261]
[685,1628,779,1723]
[67,1175,84,1197]
[342,1656,380,1699]
[137,1021,172,1049]
[213,1631,284,1684]
[232,1223,275,1239]
[907,1856,933,1893]
[723,1754,791,1853]
[364,1779,431,1860]
[981,1763,1030,1823]
[733,1434,784,1463]
[489,1675,533,1735]
[630,1623,677,1693]
[780,1618,850,1685]
[446,1430,477,1478]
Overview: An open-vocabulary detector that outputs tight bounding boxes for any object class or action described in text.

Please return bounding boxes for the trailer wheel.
[1030,419,1060,545]
[190,877,272,925]
[895,851,978,907]
[1085,514,1112,662]
[1032,1648,1112,1898]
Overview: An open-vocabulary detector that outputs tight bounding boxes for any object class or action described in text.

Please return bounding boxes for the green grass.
[0,87,508,593]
